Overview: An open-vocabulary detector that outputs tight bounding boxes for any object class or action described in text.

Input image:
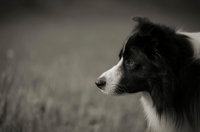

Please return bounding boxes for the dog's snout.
[95,77,106,89]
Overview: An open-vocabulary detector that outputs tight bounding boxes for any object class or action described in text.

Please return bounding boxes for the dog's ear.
[132,16,150,24]
[132,17,163,60]
[132,16,160,38]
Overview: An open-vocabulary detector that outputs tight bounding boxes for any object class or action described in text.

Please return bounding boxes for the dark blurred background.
[0,1,199,132]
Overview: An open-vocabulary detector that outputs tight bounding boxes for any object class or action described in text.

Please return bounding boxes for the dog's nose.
[95,77,106,89]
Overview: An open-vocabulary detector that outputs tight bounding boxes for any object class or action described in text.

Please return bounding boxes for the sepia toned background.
[0,0,200,132]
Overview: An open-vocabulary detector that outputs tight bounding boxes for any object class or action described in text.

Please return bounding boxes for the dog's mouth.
[99,84,129,95]
[95,78,127,95]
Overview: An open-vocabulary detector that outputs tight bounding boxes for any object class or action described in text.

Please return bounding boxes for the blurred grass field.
[0,4,146,132]
[0,1,200,132]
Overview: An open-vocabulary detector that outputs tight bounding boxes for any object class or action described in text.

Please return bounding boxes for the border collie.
[95,17,200,132]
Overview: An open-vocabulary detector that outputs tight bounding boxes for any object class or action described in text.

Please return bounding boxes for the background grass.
[0,0,200,132]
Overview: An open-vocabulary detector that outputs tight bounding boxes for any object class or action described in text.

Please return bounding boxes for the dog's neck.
[141,92,193,132]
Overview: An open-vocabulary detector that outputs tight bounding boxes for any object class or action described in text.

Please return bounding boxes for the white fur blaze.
[99,58,124,95]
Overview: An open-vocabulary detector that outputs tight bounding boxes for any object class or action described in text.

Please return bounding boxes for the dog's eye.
[125,59,134,67]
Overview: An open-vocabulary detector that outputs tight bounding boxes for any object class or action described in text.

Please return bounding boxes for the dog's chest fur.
[141,92,192,132]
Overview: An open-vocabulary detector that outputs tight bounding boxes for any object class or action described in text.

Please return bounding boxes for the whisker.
[110,83,129,94]
[115,87,122,94]
[115,83,129,93]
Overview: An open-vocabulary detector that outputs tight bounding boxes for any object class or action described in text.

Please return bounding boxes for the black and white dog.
[95,17,200,132]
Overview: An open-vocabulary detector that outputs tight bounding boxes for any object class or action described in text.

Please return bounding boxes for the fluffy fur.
[95,17,200,132]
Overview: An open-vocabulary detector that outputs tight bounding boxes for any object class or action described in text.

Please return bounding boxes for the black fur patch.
[118,17,200,130]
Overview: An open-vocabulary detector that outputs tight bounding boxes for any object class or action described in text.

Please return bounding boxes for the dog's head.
[95,17,193,97]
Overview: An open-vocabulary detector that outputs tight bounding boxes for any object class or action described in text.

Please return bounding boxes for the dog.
[95,17,200,132]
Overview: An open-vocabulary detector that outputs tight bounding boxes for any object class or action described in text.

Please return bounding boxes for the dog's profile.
[95,17,200,132]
